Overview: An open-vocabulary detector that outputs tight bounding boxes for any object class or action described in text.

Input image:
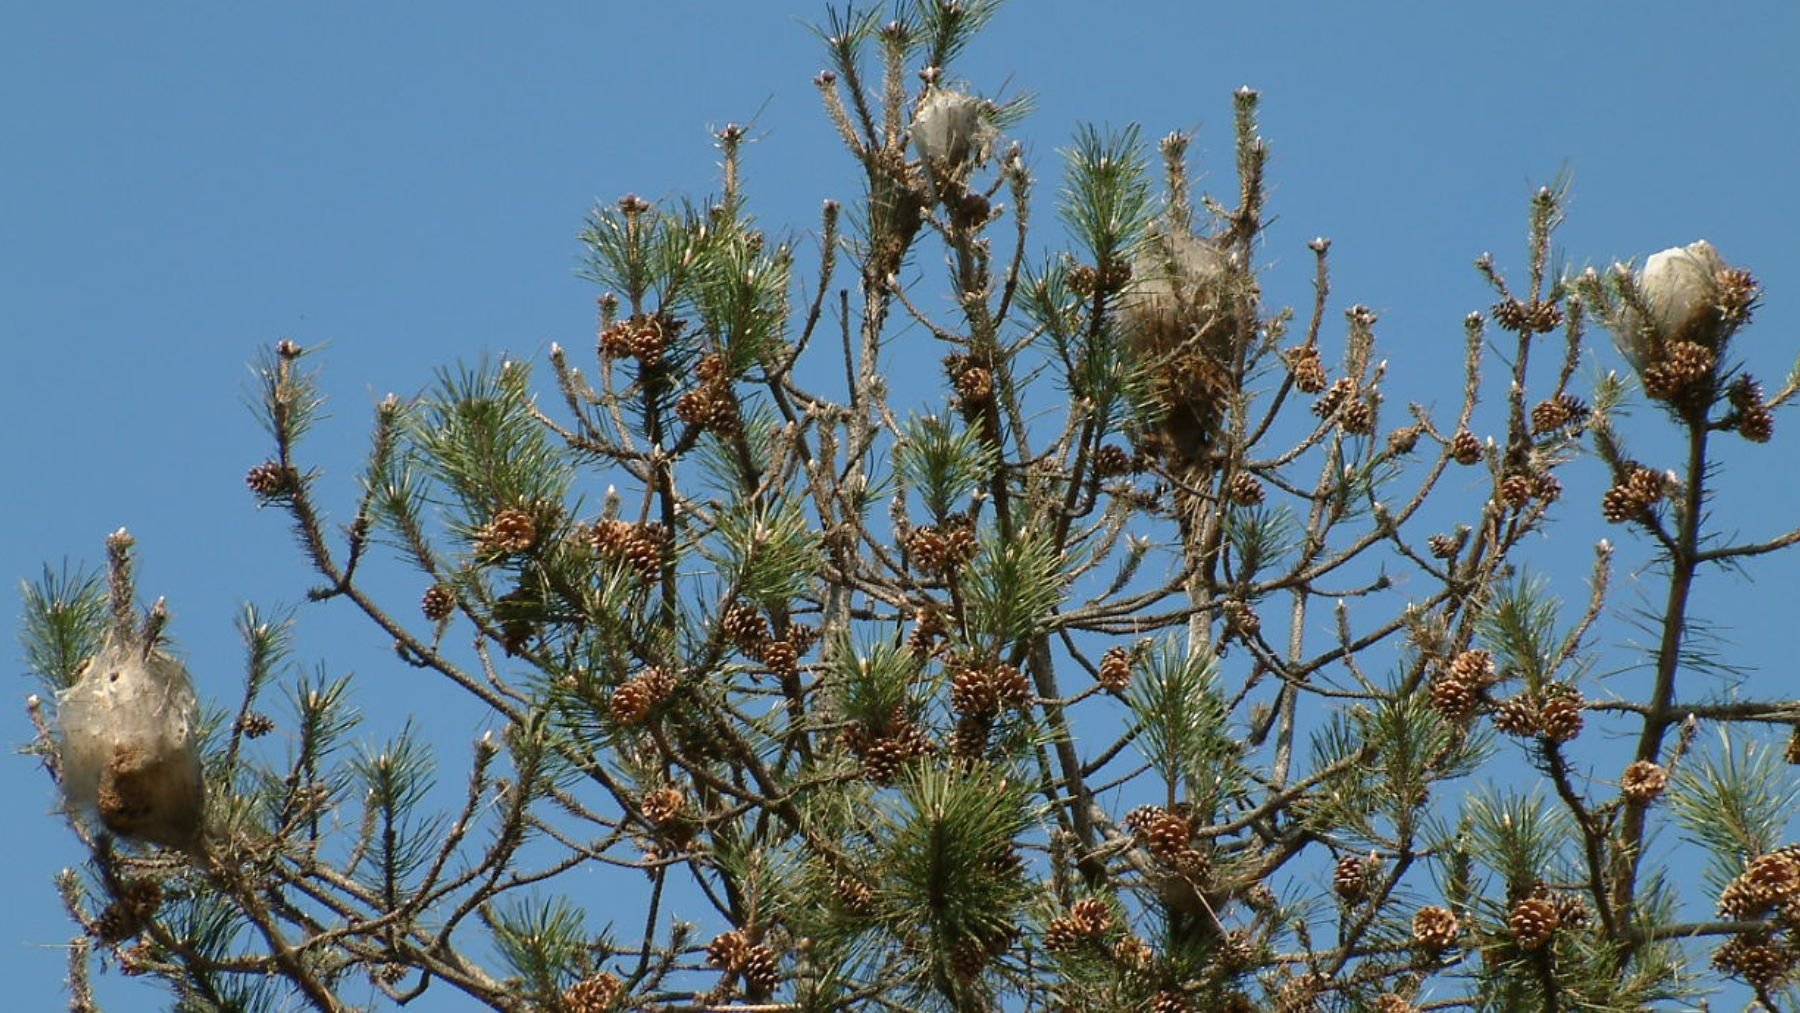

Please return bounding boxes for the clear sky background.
[5,3,1800,1009]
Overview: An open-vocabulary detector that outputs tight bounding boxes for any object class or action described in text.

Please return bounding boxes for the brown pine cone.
[706,929,750,970]
[1492,298,1530,332]
[245,461,295,499]
[235,712,276,739]
[834,875,874,914]
[760,639,799,679]
[1411,906,1460,949]
[1642,340,1716,402]
[1532,472,1563,503]
[1286,345,1328,394]
[1093,443,1133,477]
[949,715,989,761]
[1222,599,1260,641]
[1228,471,1265,505]
[1098,646,1133,692]
[1340,396,1376,435]
[1450,430,1483,465]
[1150,989,1194,1013]
[1428,673,1482,722]
[1508,896,1560,950]
[562,973,623,1013]
[1532,394,1588,434]
[1720,853,1800,919]
[1427,533,1460,559]
[420,584,456,622]
[479,508,538,555]
[1110,935,1154,970]
[1715,933,1791,990]
[639,787,685,826]
[610,667,676,726]
[1499,473,1535,508]
[1333,854,1371,902]
[1786,727,1800,765]
[1387,424,1422,456]
[1313,376,1355,419]
[1537,687,1584,743]
[1620,760,1668,803]
[950,665,998,717]
[955,365,995,403]
[1042,916,1084,952]
[738,944,779,997]
[1068,898,1111,935]
[721,601,768,650]
[1490,694,1541,737]
[990,662,1030,707]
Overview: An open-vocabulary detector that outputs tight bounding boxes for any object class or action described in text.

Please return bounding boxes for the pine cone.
[1450,430,1482,465]
[1042,916,1084,952]
[1228,471,1265,505]
[950,665,998,717]
[1428,672,1482,722]
[1642,340,1716,402]
[1537,687,1584,743]
[479,508,538,555]
[1313,377,1355,419]
[1387,424,1422,456]
[1222,599,1260,641]
[1490,694,1540,737]
[1286,345,1328,394]
[949,715,989,762]
[721,601,768,651]
[1094,444,1133,477]
[1411,906,1460,950]
[420,584,455,622]
[1499,473,1535,508]
[1716,933,1791,990]
[1427,533,1460,559]
[834,875,874,914]
[610,667,676,725]
[738,944,779,998]
[1740,403,1776,443]
[706,929,750,970]
[1068,898,1112,935]
[1532,394,1588,434]
[1110,935,1154,970]
[1508,896,1559,950]
[1787,727,1800,765]
[1340,396,1376,435]
[244,461,295,499]
[235,712,276,739]
[1731,375,1774,443]
[1097,646,1133,692]
[1492,298,1531,332]
[1532,472,1563,503]
[990,662,1030,707]
[562,973,623,1013]
[1333,854,1371,902]
[1601,466,1666,523]
[955,365,995,404]
[640,787,685,826]
[1451,649,1496,683]
[1720,853,1800,919]
[1620,760,1668,803]
[760,639,799,679]
[1150,989,1194,1013]
[1138,809,1192,862]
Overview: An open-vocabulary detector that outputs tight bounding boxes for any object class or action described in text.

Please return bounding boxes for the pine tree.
[19,3,1800,1011]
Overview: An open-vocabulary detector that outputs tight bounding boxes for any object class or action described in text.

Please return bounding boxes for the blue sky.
[5,2,1800,1008]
